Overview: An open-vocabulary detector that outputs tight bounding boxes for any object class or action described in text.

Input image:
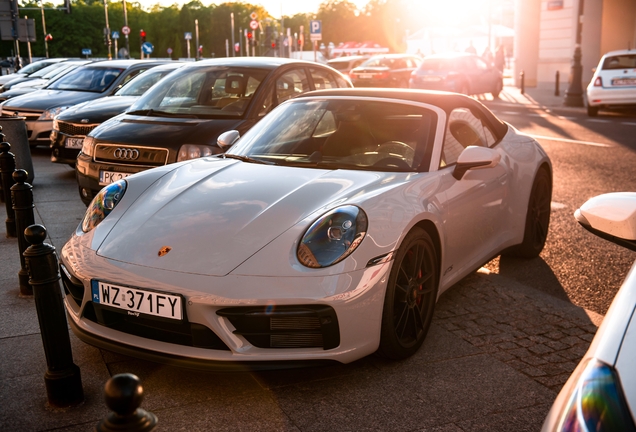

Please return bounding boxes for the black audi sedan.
[50,62,183,166]
[75,57,352,205]
[0,60,169,147]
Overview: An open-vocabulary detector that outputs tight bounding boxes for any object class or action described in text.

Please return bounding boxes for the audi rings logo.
[113,148,140,160]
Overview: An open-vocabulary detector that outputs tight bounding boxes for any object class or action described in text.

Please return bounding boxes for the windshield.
[115,67,178,96]
[227,98,435,173]
[19,60,58,75]
[128,65,270,118]
[419,58,456,71]
[602,54,636,70]
[48,67,124,92]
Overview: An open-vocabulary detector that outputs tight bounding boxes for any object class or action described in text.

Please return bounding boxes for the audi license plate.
[65,137,84,149]
[91,281,183,320]
[99,170,132,185]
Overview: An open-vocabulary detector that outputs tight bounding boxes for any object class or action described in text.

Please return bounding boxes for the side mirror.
[574,192,636,251]
[452,146,501,180]
[217,130,240,150]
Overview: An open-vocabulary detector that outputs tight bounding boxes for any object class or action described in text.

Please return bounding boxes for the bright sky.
[138,0,370,18]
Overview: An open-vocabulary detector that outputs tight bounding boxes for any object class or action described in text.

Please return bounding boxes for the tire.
[377,227,439,360]
[587,105,599,117]
[491,79,503,98]
[505,168,552,258]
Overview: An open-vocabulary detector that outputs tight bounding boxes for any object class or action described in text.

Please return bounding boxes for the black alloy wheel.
[378,227,439,360]
[505,168,552,258]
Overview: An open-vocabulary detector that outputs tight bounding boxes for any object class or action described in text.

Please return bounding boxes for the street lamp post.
[122,0,130,58]
[40,1,48,58]
[564,0,584,107]
[103,0,112,60]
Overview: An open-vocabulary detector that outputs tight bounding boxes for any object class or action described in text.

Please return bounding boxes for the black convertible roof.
[298,88,509,139]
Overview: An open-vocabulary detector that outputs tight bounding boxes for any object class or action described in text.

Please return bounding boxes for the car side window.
[309,68,338,90]
[441,107,489,167]
[120,69,142,86]
[276,69,310,104]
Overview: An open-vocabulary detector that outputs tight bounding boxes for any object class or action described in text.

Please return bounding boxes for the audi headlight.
[39,106,70,120]
[81,180,126,233]
[177,144,216,161]
[551,359,636,431]
[81,136,95,157]
[297,205,368,268]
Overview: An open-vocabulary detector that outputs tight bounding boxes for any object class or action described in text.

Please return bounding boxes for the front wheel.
[587,105,599,117]
[377,227,439,360]
[504,168,552,258]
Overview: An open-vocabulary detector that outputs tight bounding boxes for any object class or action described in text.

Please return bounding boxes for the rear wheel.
[504,168,552,258]
[377,227,439,360]
[587,105,599,117]
[491,79,503,98]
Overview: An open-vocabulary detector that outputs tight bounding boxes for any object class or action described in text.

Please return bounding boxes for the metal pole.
[564,0,585,107]
[40,1,48,58]
[25,16,32,64]
[0,141,16,238]
[103,0,112,60]
[195,19,199,60]
[11,169,34,296]
[122,0,130,58]
[231,12,235,57]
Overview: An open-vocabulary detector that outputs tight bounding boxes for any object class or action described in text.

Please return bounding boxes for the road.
[480,102,636,315]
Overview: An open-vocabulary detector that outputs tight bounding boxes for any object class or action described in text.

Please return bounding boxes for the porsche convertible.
[61,88,552,368]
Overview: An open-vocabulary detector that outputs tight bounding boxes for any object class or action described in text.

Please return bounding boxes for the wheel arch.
[410,219,443,282]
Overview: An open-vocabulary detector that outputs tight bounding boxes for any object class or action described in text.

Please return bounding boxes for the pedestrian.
[482,47,493,66]
[465,40,476,54]
[495,45,505,72]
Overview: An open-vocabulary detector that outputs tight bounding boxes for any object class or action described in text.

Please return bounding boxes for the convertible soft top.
[298,88,509,141]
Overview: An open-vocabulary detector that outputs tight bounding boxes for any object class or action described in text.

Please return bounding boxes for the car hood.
[1,89,103,111]
[96,158,391,276]
[57,96,138,124]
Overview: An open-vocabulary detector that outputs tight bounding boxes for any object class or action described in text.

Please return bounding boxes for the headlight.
[177,144,216,161]
[81,180,126,233]
[81,136,95,157]
[39,106,70,120]
[297,205,368,268]
[553,359,636,431]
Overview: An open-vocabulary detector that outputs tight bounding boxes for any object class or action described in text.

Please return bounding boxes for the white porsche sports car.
[61,88,552,368]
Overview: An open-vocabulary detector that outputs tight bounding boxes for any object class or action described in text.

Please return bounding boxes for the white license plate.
[99,170,132,185]
[91,281,183,320]
[359,73,373,79]
[611,78,636,86]
[65,137,84,149]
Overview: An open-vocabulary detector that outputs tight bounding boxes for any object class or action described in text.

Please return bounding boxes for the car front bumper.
[60,238,391,367]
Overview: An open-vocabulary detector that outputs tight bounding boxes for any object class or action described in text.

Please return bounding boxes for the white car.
[543,193,636,431]
[586,49,636,116]
[60,88,552,368]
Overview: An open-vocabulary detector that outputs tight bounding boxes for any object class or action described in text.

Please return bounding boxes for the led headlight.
[297,205,368,268]
[81,136,95,157]
[555,359,636,431]
[81,180,126,233]
[177,144,216,161]
[39,106,70,120]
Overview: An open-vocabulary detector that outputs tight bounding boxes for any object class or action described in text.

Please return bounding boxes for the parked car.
[348,54,422,88]
[51,63,184,167]
[0,60,169,147]
[409,52,503,97]
[327,55,369,74]
[586,49,636,116]
[75,57,352,205]
[542,192,636,431]
[0,60,92,102]
[61,88,552,369]
[0,57,70,86]
[290,51,328,64]
[0,61,70,92]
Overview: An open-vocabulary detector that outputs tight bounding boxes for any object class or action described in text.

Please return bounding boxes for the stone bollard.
[23,224,84,408]
[520,70,525,95]
[0,140,16,237]
[96,373,158,432]
[555,70,560,96]
[11,169,35,296]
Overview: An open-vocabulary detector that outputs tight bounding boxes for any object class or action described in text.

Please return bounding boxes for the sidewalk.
[0,149,603,431]
[476,81,588,114]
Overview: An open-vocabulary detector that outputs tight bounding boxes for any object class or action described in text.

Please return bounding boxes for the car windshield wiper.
[126,109,198,119]
[222,154,273,165]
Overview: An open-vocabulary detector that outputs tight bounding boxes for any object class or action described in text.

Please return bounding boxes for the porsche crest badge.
[158,246,172,257]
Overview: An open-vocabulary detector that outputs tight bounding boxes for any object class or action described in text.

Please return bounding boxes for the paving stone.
[496,341,519,350]
[492,351,516,362]
[544,330,567,340]
[528,344,555,355]
[545,340,570,351]
[563,327,586,336]
[521,366,548,377]
[561,335,586,347]
[508,347,533,358]
[535,374,572,389]
[515,338,536,348]
[521,355,548,366]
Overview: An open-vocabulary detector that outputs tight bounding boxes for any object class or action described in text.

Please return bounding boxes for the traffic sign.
[122,25,130,36]
[310,20,322,41]
[141,42,154,54]
[250,20,258,30]
[81,48,92,56]
[167,47,173,54]
[112,31,119,39]
[250,12,258,20]
[184,32,192,40]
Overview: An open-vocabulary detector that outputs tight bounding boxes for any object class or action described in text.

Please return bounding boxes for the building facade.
[514,0,636,87]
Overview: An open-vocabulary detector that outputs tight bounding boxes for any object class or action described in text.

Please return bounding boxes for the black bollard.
[555,70,560,96]
[12,170,35,296]
[23,224,84,408]
[0,140,17,237]
[520,71,525,95]
[96,373,158,432]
